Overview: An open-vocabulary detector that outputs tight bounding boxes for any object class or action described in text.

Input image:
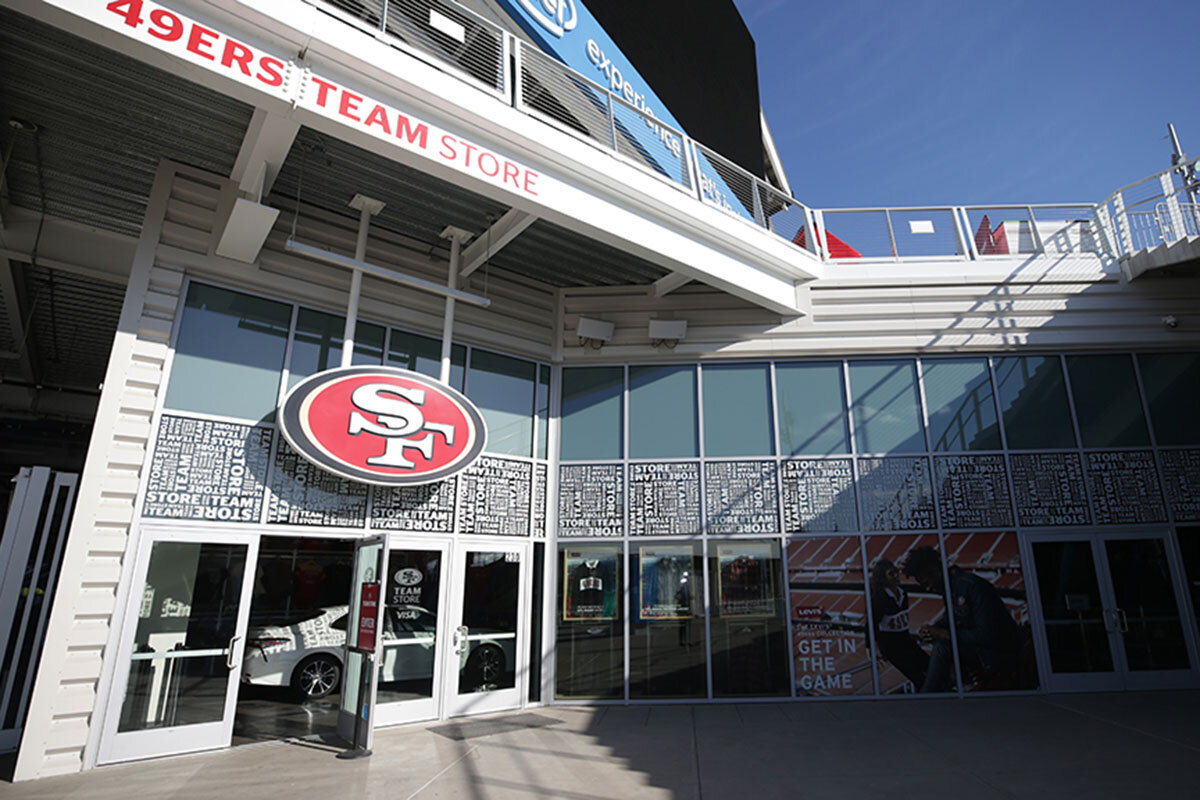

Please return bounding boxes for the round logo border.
[278,365,488,486]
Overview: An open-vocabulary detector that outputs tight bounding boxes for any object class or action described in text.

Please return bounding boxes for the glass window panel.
[788,537,873,696]
[1031,541,1113,674]
[467,350,536,457]
[561,367,624,460]
[629,365,698,458]
[1138,352,1200,445]
[865,534,954,693]
[708,540,789,697]
[775,362,850,455]
[849,361,925,453]
[536,365,551,460]
[922,359,1002,451]
[378,548,442,704]
[457,551,519,694]
[993,355,1077,449]
[118,541,248,732]
[164,283,291,421]
[1066,355,1150,447]
[630,542,706,698]
[1104,538,1190,671]
[387,330,465,391]
[556,544,623,699]
[287,308,385,391]
[702,364,774,457]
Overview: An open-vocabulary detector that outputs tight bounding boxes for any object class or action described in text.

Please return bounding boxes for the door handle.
[1117,608,1129,633]
[453,625,468,655]
[226,635,242,669]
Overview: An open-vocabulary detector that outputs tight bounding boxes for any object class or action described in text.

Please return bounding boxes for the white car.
[242,605,514,700]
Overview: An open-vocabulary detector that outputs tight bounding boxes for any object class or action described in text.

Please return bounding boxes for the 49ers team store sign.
[279,367,487,486]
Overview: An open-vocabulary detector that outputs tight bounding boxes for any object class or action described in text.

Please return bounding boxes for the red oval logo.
[279,367,487,485]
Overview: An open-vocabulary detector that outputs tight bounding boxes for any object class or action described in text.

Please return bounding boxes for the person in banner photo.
[717,544,774,617]
[903,546,1025,692]
[868,558,930,690]
[564,548,618,620]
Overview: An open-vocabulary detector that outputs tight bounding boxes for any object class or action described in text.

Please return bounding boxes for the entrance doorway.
[98,530,529,764]
[1026,531,1199,692]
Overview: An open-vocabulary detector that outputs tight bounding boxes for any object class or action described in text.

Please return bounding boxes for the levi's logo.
[280,367,487,485]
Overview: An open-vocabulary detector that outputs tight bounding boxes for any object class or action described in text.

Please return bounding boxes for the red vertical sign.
[356,582,380,652]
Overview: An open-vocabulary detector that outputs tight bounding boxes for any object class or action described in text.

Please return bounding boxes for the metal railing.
[302,0,1197,268]
[1095,155,1200,257]
[805,204,1100,263]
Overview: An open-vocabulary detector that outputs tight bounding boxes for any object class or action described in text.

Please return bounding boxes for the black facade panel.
[585,0,763,178]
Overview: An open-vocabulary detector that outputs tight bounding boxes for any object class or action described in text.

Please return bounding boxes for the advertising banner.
[714,542,776,618]
[943,532,1037,691]
[563,546,619,620]
[787,537,872,696]
[355,582,380,652]
[865,534,950,694]
[638,545,696,619]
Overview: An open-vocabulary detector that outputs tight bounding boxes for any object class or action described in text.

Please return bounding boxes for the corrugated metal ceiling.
[271,128,671,287]
[0,7,671,288]
[0,8,253,237]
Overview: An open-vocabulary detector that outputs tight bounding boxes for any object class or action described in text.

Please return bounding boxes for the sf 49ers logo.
[279,367,487,485]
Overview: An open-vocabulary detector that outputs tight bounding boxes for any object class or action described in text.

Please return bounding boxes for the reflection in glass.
[775,362,850,455]
[708,540,789,696]
[787,537,872,696]
[287,308,384,391]
[1178,528,1200,639]
[993,356,1076,449]
[922,359,1002,451]
[561,367,624,460]
[1104,538,1190,671]
[118,542,248,732]
[556,545,623,699]
[944,533,1037,691]
[387,330,465,391]
[849,361,925,453]
[703,364,774,457]
[536,365,550,460]
[629,365,697,458]
[1031,541,1113,674]
[630,543,706,698]
[164,283,291,421]
[467,350,536,457]
[1137,352,1200,445]
[458,551,519,694]
[1066,355,1150,447]
[377,549,441,704]
[865,535,953,693]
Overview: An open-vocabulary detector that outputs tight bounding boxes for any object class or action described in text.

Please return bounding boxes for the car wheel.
[293,653,341,700]
[465,644,505,688]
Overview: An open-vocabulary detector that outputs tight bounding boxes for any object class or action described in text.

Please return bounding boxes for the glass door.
[337,536,387,749]
[1028,532,1197,692]
[98,531,258,764]
[374,539,449,727]
[444,542,526,717]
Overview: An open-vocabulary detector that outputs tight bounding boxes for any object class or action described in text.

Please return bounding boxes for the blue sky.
[732,0,1200,208]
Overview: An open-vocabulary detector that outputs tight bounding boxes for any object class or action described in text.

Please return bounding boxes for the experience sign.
[279,366,487,486]
[355,582,381,652]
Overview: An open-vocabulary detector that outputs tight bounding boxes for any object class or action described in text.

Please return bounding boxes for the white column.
[438,226,474,385]
[342,194,385,367]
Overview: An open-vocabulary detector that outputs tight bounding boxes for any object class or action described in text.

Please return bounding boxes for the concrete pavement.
[3,691,1199,798]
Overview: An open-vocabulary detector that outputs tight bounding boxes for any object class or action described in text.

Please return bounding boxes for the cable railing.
[1095,155,1200,257]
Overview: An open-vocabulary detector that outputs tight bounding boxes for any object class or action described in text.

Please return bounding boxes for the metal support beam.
[284,240,493,308]
[439,226,473,385]
[341,194,386,367]
[653,272,692,297]
[460,209,537,279]
[229,108,301,200]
